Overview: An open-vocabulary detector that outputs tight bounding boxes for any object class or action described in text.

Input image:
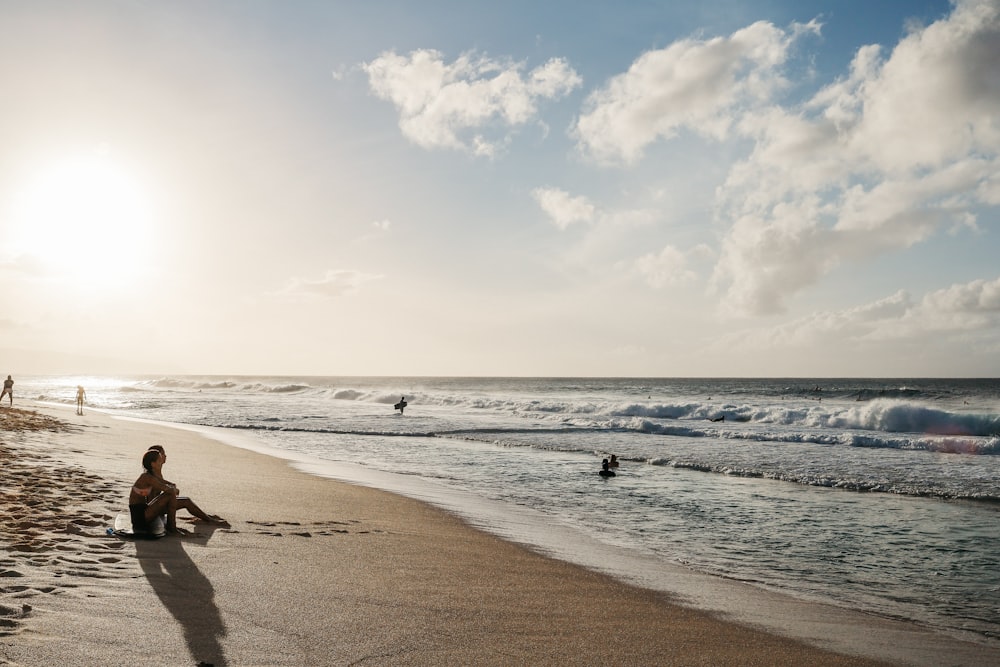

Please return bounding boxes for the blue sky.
[1,0,998,377]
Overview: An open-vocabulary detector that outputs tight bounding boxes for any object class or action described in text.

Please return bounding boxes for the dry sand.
[0,404,979,666]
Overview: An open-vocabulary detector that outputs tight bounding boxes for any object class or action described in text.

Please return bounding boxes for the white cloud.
[710,0,1000,316]
[271,269,383,299]
[574,20,819,164]
[715,275,1000,353]
[632,244,700,288]
[532,187,595,229]
[905,275,1000,333]
[362,49,581,156]
[724,291,913,350]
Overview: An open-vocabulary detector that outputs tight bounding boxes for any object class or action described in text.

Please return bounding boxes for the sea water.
[24,375,1000,647]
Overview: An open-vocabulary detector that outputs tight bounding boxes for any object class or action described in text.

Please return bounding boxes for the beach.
[0,403,990,666]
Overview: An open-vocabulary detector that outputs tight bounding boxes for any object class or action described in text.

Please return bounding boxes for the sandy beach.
[0,403,987,666]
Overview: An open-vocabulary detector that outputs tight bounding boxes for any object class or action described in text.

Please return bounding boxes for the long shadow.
[134,526,227,667]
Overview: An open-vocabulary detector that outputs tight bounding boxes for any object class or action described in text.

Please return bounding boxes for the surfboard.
[111,512,166,539]
[394,400,407,411]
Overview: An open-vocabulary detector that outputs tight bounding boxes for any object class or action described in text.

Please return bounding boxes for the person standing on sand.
[1,375,12,406]
[76,385,86,415]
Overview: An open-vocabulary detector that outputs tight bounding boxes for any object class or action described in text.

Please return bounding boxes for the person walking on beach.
[1,375,12,406]
[76,385,87,415]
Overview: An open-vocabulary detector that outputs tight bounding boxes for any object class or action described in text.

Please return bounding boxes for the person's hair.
[142,449,160,473]
[147,445,165,455]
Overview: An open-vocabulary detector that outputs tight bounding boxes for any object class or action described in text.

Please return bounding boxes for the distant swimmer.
[709,415,725,422]
[394,396,407,415]
[599,459,616,478]
[609,454,619,469]
[1,375,12,406]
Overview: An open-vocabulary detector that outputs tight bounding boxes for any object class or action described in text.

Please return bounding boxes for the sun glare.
[10,154,155,288]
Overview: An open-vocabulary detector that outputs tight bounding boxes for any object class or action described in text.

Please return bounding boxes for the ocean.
[23,375,1000,648]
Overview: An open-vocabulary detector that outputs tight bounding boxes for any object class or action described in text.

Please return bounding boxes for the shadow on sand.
[134,525,227,667]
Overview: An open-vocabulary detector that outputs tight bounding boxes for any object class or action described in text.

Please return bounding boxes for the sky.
[0,0,998,378]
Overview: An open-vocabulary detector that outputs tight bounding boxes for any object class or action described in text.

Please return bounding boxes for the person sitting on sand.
[130,449,224,535]
[146,445,226,526]
[130,449,185,535]
[599,459,616,478]
[1,375,12,406]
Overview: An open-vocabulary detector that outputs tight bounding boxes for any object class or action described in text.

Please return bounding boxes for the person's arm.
[148,474,178,495]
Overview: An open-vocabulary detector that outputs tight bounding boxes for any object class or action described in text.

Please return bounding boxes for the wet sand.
[0,404,965,666]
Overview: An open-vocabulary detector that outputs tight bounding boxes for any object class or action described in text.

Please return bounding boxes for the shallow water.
[26,374,1000,643]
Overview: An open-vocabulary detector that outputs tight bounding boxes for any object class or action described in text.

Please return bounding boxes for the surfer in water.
[395,396,407,415]
[599,459,616,478]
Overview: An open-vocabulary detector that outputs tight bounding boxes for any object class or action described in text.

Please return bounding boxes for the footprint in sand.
[0,604,30,617]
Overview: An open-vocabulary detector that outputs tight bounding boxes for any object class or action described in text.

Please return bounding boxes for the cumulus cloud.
[362,49,581,156]
[532,187,596,229]
[632,244,703,288]
[903,275,1000,334]
[271,269,383,299]
[709,0,1000,316]
[716,275,1000,352]
[574,20,820,164]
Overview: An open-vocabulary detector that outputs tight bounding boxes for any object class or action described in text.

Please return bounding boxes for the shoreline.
[1,402,994,666]
[137,410,1000,666]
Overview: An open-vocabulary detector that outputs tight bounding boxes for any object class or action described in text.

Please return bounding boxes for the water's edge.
[110,410,1000,667]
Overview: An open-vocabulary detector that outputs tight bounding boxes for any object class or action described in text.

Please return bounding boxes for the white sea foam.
[23,374,1000,648]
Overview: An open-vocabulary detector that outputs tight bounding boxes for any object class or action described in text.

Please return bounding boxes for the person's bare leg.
[164,495,187,533]
[144,495,173,533]
[176,497,226,524]
[176,497,211,521]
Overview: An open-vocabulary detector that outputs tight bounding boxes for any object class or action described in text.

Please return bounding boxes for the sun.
[9,153,155,288]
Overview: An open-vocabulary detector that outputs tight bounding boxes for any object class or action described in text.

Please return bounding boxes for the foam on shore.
[157,415,1000,666]
[1,403,994,666]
